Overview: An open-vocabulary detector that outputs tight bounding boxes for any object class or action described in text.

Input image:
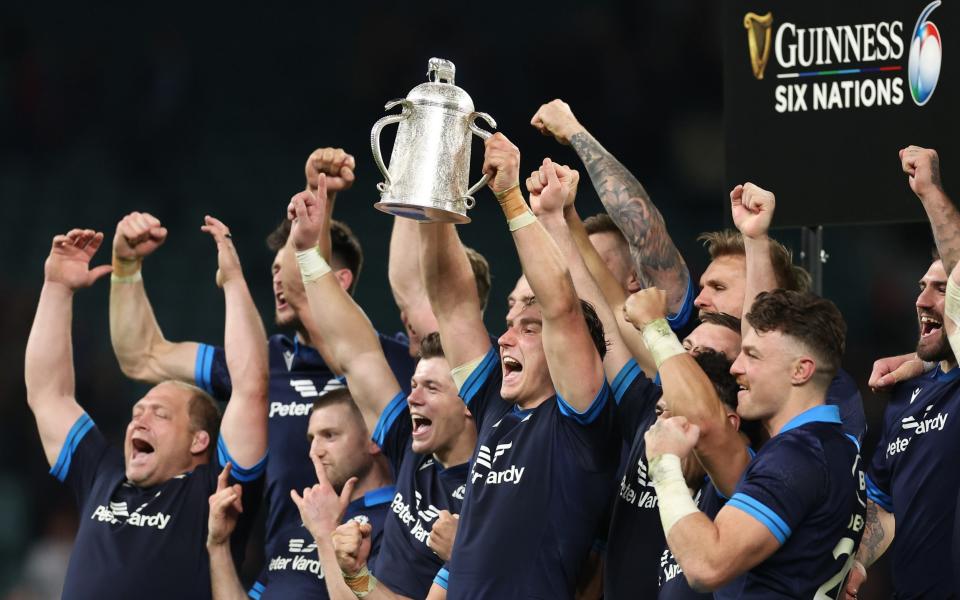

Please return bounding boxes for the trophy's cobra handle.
[463,111,498,208]
[371,99,412,193]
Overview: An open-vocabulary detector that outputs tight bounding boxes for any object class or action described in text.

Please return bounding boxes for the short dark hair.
[580,300,608,360]
[692,349,738,411]
[583,213,626,240]
[311,387,366,431]
[745,290,846,384]
[419,332,445,360]
[464,246,492,313]
[698,229,812,293]
[699,311,742,335]
[266,218,365,294]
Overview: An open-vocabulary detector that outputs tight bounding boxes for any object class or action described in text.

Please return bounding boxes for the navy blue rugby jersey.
[249,485,395,600]
[828,368,866,444]
[445,347,620,600]
[604,358,665,600]
[726,405,866,599]
[668,274,696,335]
[50,413,265,600]
[369,392,469,598]
[195,334,416,551]
[866,365,960,599]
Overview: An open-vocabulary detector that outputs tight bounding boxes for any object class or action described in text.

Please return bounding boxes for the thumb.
[340,476,358,508]
[316,173,328,200]
[89,265,114,283]
[359,522,373,538]
[294,195,309,223]
[290,488,304,509]
[544,158,561,187]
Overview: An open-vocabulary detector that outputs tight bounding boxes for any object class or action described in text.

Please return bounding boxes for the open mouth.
[411,414,433,438]
[920,315,942,338]
[131,438,155,460]
[275,290,289,310]
[502,356,523,382]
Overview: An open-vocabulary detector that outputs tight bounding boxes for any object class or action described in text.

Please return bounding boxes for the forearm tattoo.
[569,131,689,307]
[857,501,888,567]
[925,192,960,275]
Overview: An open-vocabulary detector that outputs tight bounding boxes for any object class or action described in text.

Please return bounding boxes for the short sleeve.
[372,391,411,472]
[727,437,826,544]
[610,359,661,441]
[666,273,695,332]
[49,413,114,506]
[826,369,867,444]
[215,436,267,483]
[433,566,450,591]
[866,442,894,513]
[248,578,266,599]
[195,343,232,401]
[457,347,503,430]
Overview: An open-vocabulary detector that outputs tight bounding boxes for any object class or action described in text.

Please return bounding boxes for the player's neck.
[348,456,393,503]
[764,388,826,438]
[433,427,477,469]
[940,358,957,373]
[517,389,553,411]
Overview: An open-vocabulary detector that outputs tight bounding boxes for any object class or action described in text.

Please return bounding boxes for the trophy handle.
[463,112,498,207]
[371,98,412,193]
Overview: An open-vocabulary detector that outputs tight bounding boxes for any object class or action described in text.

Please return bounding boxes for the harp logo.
[908,1,943,105]
[744,11,774,80]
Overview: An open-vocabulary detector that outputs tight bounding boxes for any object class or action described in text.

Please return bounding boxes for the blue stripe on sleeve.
[49,413,95,482]
[217,436,267,482]
[728,493,791,544]
[194,344,214,395]
[666,274,695,331]
[610,359,642,406]
[248,581,265,599]
[372,392,408,448]
[433,567,450,590]
[458,347,498,406]
[865,474,894,512]
[557,383,611,425]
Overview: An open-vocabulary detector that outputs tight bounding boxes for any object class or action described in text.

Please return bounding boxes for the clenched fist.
[530,99,585,145]
[730,183,775,240]
[113,211,167,261]
[483,133,521,195]
[305,147,356,196]
[900,145,944,200]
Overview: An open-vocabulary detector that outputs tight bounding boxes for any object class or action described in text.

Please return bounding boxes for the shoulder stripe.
[195,344,215,394]
[728,492,791,544]
[610,359,642,406]
[865,475,893,512]
[666,274,695,331]
[364,485,397,507]
[557,383,611,425]
[248,581,265,600]
[433,567,450,590]
[458,347,499,406]
[217,436,267,482]
[844,433,861,451]
[372,392,408,448]
[50,413,95,482]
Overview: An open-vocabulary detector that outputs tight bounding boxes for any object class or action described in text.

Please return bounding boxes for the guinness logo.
[744,11,774,79]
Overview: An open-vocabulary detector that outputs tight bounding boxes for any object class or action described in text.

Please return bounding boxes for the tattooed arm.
[902,146,960,273]
[531,100,690,313]
[845,500,895,598]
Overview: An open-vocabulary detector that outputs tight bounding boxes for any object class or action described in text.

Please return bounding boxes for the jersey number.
[814,537,855,600]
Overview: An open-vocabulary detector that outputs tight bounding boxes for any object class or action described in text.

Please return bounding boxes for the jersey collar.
[779,404,841,435]
[349,485,396,510]
[933,363,960,382]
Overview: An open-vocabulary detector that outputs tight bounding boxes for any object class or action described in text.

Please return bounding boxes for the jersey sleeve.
[827,369,867,444]
[372,391,412,473]
[610,359,662,441]
[195,343,232,402]
[666,272,695,332]
[556,382,619,472]
[727,436,827,545]
[49,413,115,506]
[248,577,267,599]
[215,435,268,483]
[456,347,503,430]
[432,566,450,591]
[865,432,894,513]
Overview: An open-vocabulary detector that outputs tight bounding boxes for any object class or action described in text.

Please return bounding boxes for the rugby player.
[26,219,268,599]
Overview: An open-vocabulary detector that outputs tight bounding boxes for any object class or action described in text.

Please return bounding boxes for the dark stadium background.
[0,1,933,597]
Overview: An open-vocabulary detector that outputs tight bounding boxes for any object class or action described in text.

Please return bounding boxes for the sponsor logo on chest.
[391,490,442,544]
[91,501,171,530]
[886,402,950,458]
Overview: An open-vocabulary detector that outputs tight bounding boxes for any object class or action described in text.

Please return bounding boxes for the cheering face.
[730,327,796,423]
[408,357,470,456]
[695,255,746,319]
[683,322,741,361]
[915,260,951,363]
[272,247,303,328]
[307,403,373,494]
[588,231,639,294]
[498,277,554,405]
[125,383,206,487]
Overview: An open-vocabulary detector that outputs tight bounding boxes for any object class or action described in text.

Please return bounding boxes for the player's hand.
[530,99,586,146]
[623,288,669,330]
[113,212,168,261]
[645,415,700,461]
[843,560,867,599]
[530,158,570,217]
[332,520,373,576]
[45,229,113,291]
[207,463,243,547]
[200,216,242,288]
[287,175,328,252]
[731,183,775,240]
[290,452,357,541]
[868,352,927,392]
[900,146,944,200]
[482,133,521,196]
[306,147,356,196]
[426,510,459,562]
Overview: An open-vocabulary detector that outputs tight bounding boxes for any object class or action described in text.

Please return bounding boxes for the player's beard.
[917,330,955,364]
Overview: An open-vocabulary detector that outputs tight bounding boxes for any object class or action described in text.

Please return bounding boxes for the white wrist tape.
[649,453,699,536]
[296,247,332,283]
[111,271,143,284]
[508,210,537,232]
[642,318,686,369]
[945,277,960,356]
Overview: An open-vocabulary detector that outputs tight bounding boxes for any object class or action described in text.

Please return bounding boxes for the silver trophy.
[371,58,496,223]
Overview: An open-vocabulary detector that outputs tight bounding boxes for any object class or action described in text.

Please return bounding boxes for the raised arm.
[730,183,778,320]
[109,212,199,383]
[389,215,439,356]
[286,177,403,432]
[623,289,750,496]
[526,159,631,380]
[26,229,113,466]
[203,217,269,469]
[531,100,690,313]
[902,146,960,273]
[485,134,604,409]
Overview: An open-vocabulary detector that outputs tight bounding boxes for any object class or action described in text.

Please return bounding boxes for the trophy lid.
[405,58,475,113]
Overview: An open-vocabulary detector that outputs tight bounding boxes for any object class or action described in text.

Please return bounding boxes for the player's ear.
[191,430,211,456]
[726,411,741,431]
[365,438,382,457]
[333,268,354,294]
[790,356,817,386]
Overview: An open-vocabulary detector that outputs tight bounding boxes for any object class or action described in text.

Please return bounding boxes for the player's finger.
[89,265,114,283]
[217,463,233,492]
[339,476,358,507]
